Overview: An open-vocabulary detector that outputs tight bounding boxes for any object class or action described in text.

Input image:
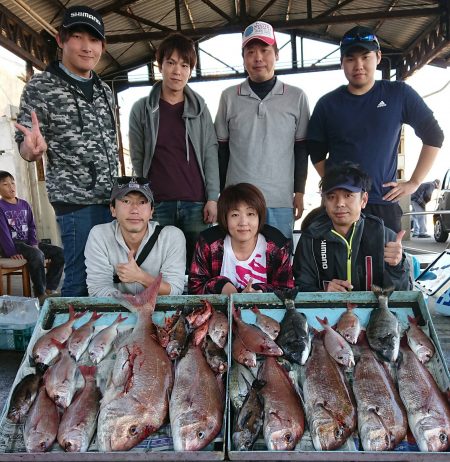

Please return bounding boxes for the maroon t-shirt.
[149,99,205,202]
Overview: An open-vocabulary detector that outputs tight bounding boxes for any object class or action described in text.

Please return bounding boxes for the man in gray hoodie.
[129,33,219,269]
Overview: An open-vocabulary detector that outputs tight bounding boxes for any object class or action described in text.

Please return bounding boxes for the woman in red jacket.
[188,183,294,294]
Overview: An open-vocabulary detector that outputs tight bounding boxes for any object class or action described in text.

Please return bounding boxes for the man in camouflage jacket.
[15,6,118,296]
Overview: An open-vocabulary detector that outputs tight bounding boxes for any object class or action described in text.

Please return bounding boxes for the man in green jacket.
[129,33,219,268]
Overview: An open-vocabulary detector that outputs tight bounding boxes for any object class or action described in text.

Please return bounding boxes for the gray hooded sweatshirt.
[129,81,219,202]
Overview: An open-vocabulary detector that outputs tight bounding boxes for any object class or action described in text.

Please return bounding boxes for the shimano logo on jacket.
[320,240,328,269]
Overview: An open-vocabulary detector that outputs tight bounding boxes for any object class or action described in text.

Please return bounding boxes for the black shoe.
[412,233,418,237]
[417,234,431,238]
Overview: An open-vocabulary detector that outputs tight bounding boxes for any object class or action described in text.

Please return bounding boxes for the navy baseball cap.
[111,177,154,204]
[322,176,365,194]
[340,26,380,57]
[62,6,105,39]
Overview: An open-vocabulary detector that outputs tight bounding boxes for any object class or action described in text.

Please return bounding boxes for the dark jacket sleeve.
[383,228,412,290]
[293,233,322,292]
[188,235,232,294]
[218,141,230,192]
[294,140,308,193]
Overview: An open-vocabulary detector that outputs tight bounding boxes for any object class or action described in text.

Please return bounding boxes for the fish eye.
[129,425,139,436]
[65,441,72,451]
[284,432,293,443]
[244,439,252,448]
[39,441,47,450]
[197,431,205,440]
[335,427,344,439]
[439,432,448,444]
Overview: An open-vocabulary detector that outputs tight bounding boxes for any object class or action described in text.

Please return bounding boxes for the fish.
[336,303,361,344]
[170,343,224,451]
[232,377,265,451]
[203,336,228,374]
[97,275,173,452]
[232,307,283,356]
[193,320,209,346]
[229,362,256,411]
[31,304,84,369]
[232,335,257,368]
[44,339,79,409]
[186,300,213,329]
[366,285,400,362]
[406,315,435,364]
[259,356,305,450]
[166,311,188,360]
[397,345,450,452]
[276,309,311,365]
[250,305,280,340]
[353,340,407,451]
[7,371,43,423]
[316,316,355,367]
[87,313,128,364]
[24,386,59,452]
[57,365,101,452]
[303,337,357,450]
[68,311,103,361]
[208,309,228,348]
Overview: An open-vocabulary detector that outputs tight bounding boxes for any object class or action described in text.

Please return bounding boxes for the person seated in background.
[85,176,186,296]
[293,162,411,292]
[189,182,294,294]
[0,171,64,304]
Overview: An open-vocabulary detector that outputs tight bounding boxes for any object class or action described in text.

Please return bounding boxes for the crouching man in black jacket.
[294,162,411,292]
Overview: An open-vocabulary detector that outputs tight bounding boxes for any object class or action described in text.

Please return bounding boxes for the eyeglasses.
[340,33,380,48]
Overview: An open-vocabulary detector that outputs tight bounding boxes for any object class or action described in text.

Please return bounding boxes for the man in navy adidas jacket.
[307,26,444,232]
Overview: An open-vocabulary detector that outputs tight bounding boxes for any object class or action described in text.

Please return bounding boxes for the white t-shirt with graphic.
[220,234,267,288]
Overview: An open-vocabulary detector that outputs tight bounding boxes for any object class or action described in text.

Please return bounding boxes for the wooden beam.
[200,0,232,23]
[98,0,139,16]
[113,9,173,32]
[256,0,278,20]
[106,7,440,43]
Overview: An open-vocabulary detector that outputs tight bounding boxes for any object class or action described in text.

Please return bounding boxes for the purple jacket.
[0,198,37,257]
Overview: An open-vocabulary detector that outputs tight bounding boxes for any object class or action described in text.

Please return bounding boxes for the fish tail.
[250,305,260,314]
[115,313,128,324]
[274,287,299,305]
[372,284,395,298]
[407,315,417,325]
[347,302,357,311]
[79,365,96,379]
[315,316,328,327]
[90,311,103,321]
[232,305,241,320]
[113,274,162,314]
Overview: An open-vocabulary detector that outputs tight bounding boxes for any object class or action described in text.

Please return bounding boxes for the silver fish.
[208,309,228,348]
[229,362,255,411]
[68,311,103,361]
[44,340,78,409]
[7,372,43,423]
[366,285,400,362]
[87,313,128,364]
[406,315,435,364]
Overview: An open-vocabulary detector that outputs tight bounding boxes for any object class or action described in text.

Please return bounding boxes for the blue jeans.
[14,241,64,296]
[266,207,294,240]
[56,205,112,296]
[153,201,208,269]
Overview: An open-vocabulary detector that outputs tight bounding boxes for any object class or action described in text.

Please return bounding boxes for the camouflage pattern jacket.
[15,61,118,205]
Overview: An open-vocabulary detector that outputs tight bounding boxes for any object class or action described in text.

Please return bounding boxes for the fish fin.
[274,287,299,304]
[372,284,395,298]
[346,302,357,311]
[73,309,86,320]
[49,338,65,350]
[115,313,128,324]
[113,274,162,313]
[407,314,417,325]
[315,316,326,327]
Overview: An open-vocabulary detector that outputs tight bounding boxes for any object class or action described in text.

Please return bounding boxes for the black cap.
[110,177,154,204]
[62,6,105,39]
[322,175,364,195]
[340,26,380,57]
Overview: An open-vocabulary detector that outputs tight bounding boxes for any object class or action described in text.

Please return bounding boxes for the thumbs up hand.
[384,230,405,267]
[115,250,143,283]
